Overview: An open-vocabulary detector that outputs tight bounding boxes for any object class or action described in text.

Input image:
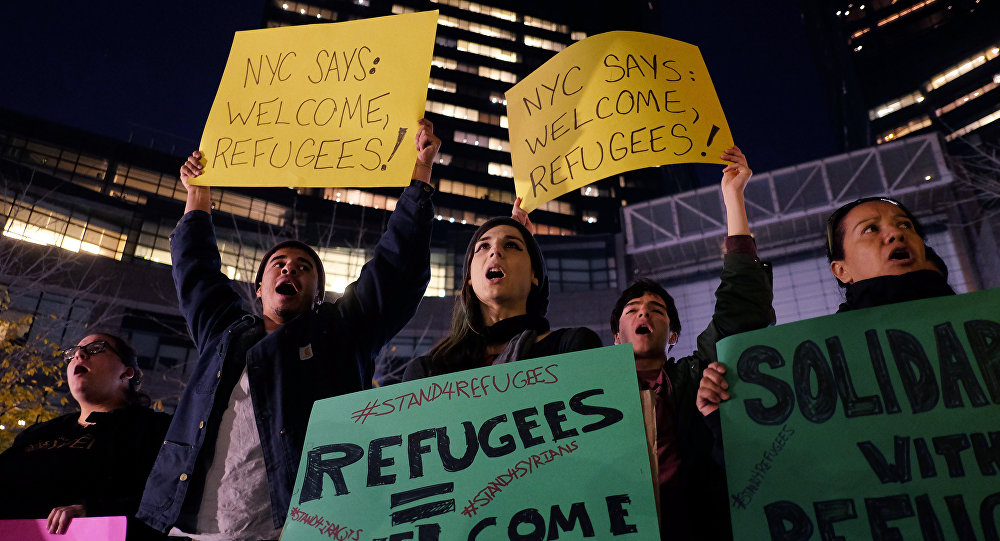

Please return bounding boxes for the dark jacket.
[0,407,171,539]
[137,181,434,532]
[660,249,774,541]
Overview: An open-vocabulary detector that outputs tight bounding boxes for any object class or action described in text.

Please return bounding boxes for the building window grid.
[453,130,509,152]
[438,178,514,204]
[437,14,516,41]
[276,0,335,20]
[877,115,932,144]
[523,35,567,52]
[522,16,568,34]
[12,138,108,193]
[457,40,518,63]
[926,45,1000,92]
[869,90,924,120]
[430,55,517,83]
[428,78,457,93]
[1,196,126,260]
[487,162,513,178]
[546,255,615,292]
[429,0,517,22]
[935,79,1000,118]
[391,4,415,14]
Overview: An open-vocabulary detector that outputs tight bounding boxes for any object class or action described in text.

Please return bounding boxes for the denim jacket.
[137,181,433,532]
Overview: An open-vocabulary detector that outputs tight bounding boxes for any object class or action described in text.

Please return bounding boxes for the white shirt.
[170,367,282,541]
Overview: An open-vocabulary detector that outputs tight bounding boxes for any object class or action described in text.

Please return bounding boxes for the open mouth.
[889,247,911,261]
[635,324,651,335]
[486,267,505,280]
[275,282,299,296]
[73,365,89,375]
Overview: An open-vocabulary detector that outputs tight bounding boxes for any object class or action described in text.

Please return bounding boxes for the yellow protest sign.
[192,11,438,188]
[505,31,734,212]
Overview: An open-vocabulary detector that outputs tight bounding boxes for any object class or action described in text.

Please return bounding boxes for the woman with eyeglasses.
[0,333,170,539]
[697,196,955,415]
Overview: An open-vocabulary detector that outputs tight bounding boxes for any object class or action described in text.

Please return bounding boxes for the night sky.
[0,1,838,173]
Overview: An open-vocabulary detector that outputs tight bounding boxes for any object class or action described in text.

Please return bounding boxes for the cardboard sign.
[505,31,733,212]
[0,517,126,541]
[284,344,659,540]
[194,11,437,188]
[717,289,1000,540]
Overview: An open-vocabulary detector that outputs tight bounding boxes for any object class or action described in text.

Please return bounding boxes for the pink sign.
[0,517,126,540]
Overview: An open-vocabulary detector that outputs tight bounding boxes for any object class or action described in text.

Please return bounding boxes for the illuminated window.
[478,66,517,83]
[524,35,566,52]
[437,14,516,40]
[523,16,568,33]
[438,178,515,205]
[537,199,573,215]
[935,80,999,117]
[926,44,999,92]
[453,130,510,152]
[457,40,518,63]
[488,162,513,178]
[426,100,480,122]
[428,78,457,93]
[391,4,414,13]
[868,90,924,120]
[876,0,936,27]
[946,109,1000,141]
[489,92,508,106]
[1,197,126,260]
[18,139,108,193]
[876,116,932,144]
[432,55,515,82]
[275,0,335,20]
[570,32,587,41]
[429,0,517,22]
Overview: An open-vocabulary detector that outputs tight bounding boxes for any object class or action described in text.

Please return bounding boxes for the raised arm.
[171,150,244,353]
[721,145,751,236]
[692,146,772,413]
[334,119,440,360]
[510,197,537,236]
[411,118,441,185]
[180,150,212,214]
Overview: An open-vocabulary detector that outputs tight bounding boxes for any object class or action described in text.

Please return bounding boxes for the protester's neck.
[479,303,528,327]
[78,400,123,426]
[634,355,668,372]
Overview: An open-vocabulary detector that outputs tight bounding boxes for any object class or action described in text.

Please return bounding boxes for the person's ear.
[613,333,622,345]
[830,260,853,284]
[531,275,539,286]
[667,332,678,345]
[256,283,263,299]
[121,366,135,381]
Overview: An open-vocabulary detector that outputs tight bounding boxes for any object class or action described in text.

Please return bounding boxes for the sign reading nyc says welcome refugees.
[192,11,437,188]
[283,345,658,540]
[717,289,1000,540]
[505,32,734,212]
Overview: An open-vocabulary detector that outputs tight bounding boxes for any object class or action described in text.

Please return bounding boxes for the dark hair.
[825,196,947,286]
[254,240,326,296]
[85,332,150,408]
[610,278,681,336]
[423,217,548,375]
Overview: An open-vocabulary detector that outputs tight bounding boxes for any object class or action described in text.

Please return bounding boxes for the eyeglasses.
[62,340,122,362]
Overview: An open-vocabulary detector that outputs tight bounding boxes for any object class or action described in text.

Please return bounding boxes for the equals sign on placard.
[389,482,455,525]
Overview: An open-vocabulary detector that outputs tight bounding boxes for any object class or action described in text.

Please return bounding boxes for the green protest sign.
[717,289,1000,540]
[284,344,659,540]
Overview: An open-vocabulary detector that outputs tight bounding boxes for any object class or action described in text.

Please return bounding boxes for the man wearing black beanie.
[138,119,440,540]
